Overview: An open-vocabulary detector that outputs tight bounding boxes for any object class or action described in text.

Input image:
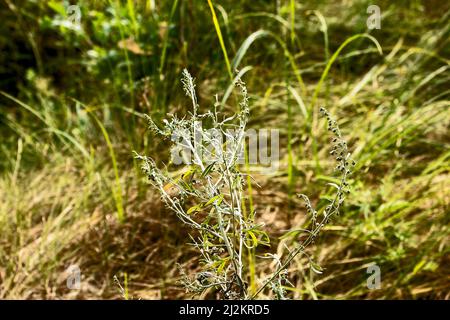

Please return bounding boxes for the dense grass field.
[0,0,448,299]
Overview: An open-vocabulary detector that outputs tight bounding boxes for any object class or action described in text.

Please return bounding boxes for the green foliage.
[0,0,448,299]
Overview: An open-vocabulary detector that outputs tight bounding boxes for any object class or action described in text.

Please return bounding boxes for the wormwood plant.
[135,70,355,300]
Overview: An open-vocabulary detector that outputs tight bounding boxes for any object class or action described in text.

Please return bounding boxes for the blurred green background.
[0,0,448,299]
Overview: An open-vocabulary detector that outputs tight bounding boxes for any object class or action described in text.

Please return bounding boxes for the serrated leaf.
[251,229,271,246]
[205,194,223,206]
[187,204,202,215]
[327,182,340,190]
[310,261,323,274]
[217,257,229,274]
[201,162,216,178]
[246,230,258,248]
[48,1,67,16]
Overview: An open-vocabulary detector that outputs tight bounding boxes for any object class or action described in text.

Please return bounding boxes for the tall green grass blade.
[232,30,269,70]
[309,33,382,169]
[289,0,296,47]
[91,114,125,223]
[207,0,233,80]
[126,0,139,38]
[221,66,253,106]
[287,85,308,119]
[159,0,179,77]
[233,12,290,29]
[230,30,306,95]
[307,10,329,99]
[109,0,135,110]
[1,91,46,124]
[310,33,383,110]
[1,92,90,159]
